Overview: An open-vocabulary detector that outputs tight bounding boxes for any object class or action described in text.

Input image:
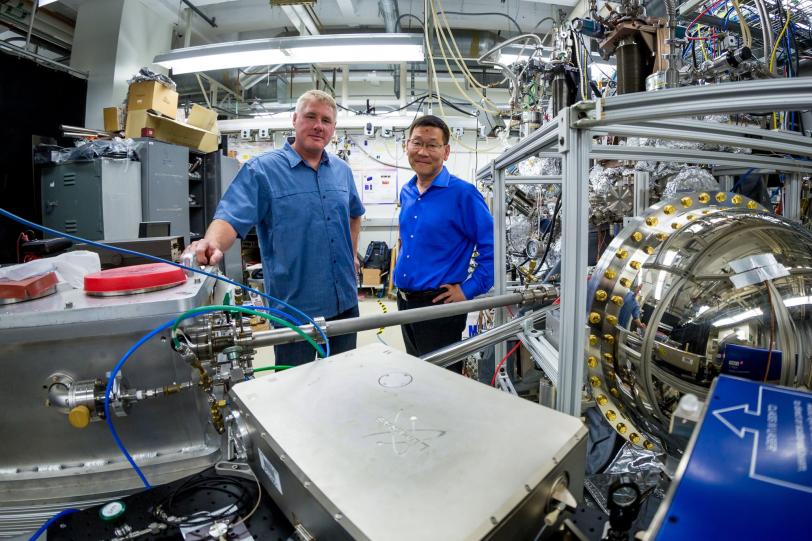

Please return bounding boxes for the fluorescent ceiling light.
[38,0,59,5]
[712,308,763,328]
[154,33,425,74]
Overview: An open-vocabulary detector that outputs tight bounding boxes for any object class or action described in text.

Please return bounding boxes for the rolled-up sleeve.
[460,186,495,299]
[213,162,271,238]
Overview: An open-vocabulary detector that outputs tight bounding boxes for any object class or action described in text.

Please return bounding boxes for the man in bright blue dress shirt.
[394,115,494,370]
[187,90,365,366]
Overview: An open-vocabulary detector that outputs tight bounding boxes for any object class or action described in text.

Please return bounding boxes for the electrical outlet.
[240,129,251,139]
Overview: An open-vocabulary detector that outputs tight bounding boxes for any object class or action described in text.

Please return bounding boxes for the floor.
[253,293,404,371]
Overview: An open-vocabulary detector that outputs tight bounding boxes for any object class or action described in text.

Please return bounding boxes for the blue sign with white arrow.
[654,375,812,540]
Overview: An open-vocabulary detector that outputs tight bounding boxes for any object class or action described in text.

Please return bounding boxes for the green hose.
[253,365,295,373]
[171,305,325,357]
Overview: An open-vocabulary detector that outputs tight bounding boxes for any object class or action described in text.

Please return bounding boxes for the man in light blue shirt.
[188,90,365,366]
[395,115,494,367]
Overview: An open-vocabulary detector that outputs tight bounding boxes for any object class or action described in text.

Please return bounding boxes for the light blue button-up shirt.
[214,141,364,318]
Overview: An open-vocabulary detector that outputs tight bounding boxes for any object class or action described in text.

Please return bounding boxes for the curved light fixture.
[154,33,425,74]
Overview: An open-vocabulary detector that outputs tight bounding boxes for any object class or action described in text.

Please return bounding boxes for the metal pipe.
[421,305,556,368]
[24,0,38,51]
[181,0,217,28]
[249,288,556,348]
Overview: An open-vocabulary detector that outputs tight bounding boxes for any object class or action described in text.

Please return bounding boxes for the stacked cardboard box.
[111,81,219,153]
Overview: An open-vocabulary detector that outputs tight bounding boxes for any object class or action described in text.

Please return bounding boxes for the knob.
[68,405,91,429]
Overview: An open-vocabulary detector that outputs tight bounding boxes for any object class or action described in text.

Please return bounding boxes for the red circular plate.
[84,263,187,296]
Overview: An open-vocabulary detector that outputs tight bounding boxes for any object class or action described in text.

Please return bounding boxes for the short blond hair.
[296,89,337,118]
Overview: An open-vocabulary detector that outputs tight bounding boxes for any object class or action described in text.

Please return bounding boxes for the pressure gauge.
[526,239,540,258]
[99,500,126,522]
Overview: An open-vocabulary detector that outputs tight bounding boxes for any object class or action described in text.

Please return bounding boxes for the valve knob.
[68,405,91,429]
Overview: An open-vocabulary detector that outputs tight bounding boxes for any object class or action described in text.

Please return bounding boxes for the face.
[406,126,450,180]
[291,98,336,156]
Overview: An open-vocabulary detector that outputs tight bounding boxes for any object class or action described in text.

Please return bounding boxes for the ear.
[292,112,299,125]
[443,143,451,161]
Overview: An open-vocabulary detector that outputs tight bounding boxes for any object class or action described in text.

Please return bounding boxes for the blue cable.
[28,508,79,541]
[0,207,328,356]
[731,168,755,193]
[104,304,327,489]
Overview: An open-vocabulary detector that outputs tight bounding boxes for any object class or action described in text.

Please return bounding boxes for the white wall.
[70,0,173,129]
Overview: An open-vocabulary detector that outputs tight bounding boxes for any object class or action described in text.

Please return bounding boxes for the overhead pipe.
[181,0,217,28]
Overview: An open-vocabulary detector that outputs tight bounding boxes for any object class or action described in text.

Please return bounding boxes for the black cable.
[533,193,562,276]
[441,11,523,34]
[396,13,424,29]
[337,94,430,116]
[438,95,477,117]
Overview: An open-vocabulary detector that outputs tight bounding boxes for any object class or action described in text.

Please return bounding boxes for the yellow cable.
[428,0,501,114]
[769,9,792,128]
[376,299,387,335]
[697,25,709,61]
[424,32,503,153]
[731,0,752,47]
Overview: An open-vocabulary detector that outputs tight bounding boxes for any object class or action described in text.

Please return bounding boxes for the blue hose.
[28,508,79,541]
[0,207,326,355]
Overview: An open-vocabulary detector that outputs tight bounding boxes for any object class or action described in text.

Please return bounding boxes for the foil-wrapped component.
[662,167,720,199]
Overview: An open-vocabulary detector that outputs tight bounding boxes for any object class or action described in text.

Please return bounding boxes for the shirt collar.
[408,166,450,190]
[283,138,330,169]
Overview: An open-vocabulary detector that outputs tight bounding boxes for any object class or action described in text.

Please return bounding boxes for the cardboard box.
[186,104,218,132]
[361,268,383,286]
[103,106,122,132]
[127,80,178,119]
[125,109,218,153]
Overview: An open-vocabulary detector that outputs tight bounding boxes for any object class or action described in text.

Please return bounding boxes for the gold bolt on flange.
[589,335,599,346]
[732,195,743,205]
[698,192,710,203]
[596,394,608,406]
[610,387,620,397]
[616,423,628,434]
[671,222,681,230]
[643,246,655,255]
[630,261,642,270]
[590,376,602,388]
[611,295,624,306]
[616,249,629,260]
[715,192,727,202]
[603,352,614,362]
[663,205,676,215]
[606,315,618,326]
[587,356,598,368]
[645,216,659,227]
[604,269,617,280]
[629,433,641,444]
[631,231,643,242]
[655,233,668,241]
[595,290,608,301]
[680,196,693,207]
[747,200,758,209]
[589,312,602,324]
[605,410,617,421]
[643,440,654,450]
[619,278,632,288]
[603,334,615,344]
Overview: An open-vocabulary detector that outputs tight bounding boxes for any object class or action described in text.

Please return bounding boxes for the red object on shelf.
[0,272,59,303]
[141,127,155,138]
[84,263,186,295]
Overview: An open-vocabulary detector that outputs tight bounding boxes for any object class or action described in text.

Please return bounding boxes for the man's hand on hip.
[433,284,466,304]
[185,239,224,266]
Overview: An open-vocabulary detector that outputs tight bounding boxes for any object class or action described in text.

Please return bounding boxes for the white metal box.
[230,343,587,540]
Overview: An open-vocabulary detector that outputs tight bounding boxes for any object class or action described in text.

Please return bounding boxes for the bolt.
[559,137,565,145]
[64,302,73,309]
[490,516,498,525]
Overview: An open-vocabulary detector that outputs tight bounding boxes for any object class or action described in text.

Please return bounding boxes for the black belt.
[398,288,446,301]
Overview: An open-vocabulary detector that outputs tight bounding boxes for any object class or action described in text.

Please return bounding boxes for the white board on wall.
[358,170,398,204]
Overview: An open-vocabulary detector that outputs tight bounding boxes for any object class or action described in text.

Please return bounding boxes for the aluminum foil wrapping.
[662,166,720,199]
[517,157,561,176]
[698,114,753,153]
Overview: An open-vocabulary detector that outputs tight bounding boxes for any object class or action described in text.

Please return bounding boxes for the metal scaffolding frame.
[476,78,812,417]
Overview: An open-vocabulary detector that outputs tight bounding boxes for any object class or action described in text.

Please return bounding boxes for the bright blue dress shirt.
[394,166,494,299]
[213,141,364,318]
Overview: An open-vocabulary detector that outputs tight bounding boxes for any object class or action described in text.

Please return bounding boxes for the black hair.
[408,115,450,145]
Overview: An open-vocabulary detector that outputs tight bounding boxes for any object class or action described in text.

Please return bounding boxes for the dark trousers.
[397,290,466,373]
[274,304,360,367]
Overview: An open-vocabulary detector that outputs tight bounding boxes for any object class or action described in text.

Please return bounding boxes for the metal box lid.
[231,344,586,540]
